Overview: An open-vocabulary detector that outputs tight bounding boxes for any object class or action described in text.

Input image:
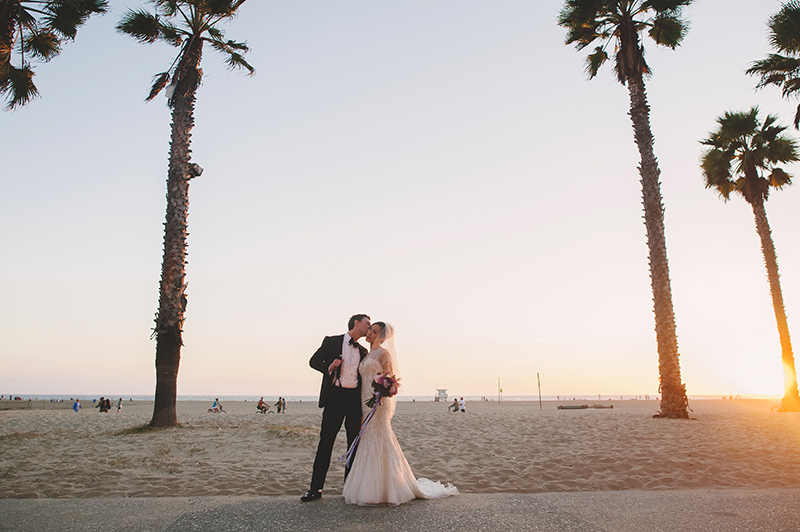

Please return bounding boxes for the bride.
[342,321,458,506]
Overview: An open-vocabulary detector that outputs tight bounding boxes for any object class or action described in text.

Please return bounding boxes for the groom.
[300,313,370,502]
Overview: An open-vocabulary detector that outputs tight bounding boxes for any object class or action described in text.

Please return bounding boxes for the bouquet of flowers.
[366,373,400,408]
[341,372,401,467]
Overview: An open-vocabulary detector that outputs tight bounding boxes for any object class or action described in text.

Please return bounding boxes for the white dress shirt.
[338,333,360,389]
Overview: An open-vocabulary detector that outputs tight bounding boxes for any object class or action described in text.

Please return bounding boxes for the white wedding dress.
[342,349,458,506]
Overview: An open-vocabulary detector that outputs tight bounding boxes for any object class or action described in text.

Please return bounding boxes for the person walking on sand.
[73,399,81,412]
[459,397,466,412]
[301,314,370,502]
[274,397,283,414]
[281,397,287,413]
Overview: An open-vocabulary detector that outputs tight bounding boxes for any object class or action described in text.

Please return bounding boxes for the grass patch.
[265,424,317,444]
[0,431,41,441]
[107,456,131,468]
[115,423,177,436]
[154,445,172,457]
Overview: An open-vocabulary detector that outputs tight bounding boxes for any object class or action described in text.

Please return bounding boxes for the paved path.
[2,489,799,531]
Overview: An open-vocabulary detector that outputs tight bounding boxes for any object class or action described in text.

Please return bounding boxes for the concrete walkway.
[2,489,800,532]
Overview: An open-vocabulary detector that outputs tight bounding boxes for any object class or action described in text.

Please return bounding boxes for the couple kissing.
[301,314,457,506]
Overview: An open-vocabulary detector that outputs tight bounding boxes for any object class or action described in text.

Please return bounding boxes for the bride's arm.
[377,349,394,375]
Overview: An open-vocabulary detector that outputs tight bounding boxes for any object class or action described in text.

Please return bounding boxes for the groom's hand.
[328,359,342,374]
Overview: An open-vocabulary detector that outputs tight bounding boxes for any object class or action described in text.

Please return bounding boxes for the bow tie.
[349,338,359,348]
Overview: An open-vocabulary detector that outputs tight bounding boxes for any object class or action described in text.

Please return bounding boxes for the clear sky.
[1,0,798,400]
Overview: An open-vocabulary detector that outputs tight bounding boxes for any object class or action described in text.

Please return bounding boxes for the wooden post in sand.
[537,373,542,410]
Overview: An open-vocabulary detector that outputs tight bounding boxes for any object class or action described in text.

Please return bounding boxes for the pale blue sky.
[1,0,798,399]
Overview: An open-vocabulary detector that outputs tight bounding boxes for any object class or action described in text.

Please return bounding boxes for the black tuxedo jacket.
[310,334,368,408]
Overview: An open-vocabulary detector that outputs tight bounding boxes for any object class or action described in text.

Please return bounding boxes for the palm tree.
[747,1,800,128]
[1,0,107,110]
[558,0,692,418]
[117,0,254,427]
[700,108,800,412]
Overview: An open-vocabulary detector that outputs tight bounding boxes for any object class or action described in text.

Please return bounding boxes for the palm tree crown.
[117,0,254,106]
[558,0,692,84]
[747,1,800,128]
[1,0,107,110]
[700,108,797,203]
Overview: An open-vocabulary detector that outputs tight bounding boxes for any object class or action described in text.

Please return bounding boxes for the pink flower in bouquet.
[365,373,400,408]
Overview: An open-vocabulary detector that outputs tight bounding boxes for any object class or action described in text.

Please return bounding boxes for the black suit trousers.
[310,385,362,491]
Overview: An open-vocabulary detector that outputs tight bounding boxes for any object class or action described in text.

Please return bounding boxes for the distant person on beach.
[73,399,81,412]
[459,397,466,412]
[449,398,459,412]
[275,397,283,414]
[96,397,107,412]
[117,398,122,414]
[282,397,287,413]
[208,398,223,413]
[257,397,268,414]
[301,314,370,502]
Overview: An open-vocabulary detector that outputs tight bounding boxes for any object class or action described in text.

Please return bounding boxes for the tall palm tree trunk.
[750,200,800,411]
[627,75,689,419]
[151,43,202,428]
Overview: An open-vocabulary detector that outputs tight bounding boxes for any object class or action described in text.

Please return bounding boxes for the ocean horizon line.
[1,393,781,403]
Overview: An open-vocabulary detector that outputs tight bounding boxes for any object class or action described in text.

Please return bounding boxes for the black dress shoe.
[300,490,322,502]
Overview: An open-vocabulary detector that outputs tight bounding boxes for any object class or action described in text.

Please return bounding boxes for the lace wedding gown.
[342,349,458,506]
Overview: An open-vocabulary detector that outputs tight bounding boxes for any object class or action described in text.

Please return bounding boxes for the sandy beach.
[2,399,800,499]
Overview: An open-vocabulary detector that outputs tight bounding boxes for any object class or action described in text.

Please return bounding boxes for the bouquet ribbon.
[340,391,382,468]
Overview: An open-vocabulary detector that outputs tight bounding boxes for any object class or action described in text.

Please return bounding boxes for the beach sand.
[2,399,800,499]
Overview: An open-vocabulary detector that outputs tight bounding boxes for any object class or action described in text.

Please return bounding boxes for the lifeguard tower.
[435,389,448,402]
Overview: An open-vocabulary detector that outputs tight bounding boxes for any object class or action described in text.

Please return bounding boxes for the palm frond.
[717,108,760,139]
[795,103,800,129]
[154,0,180,17]
[208,35,250,54]
[559,0,605,49]
[648,15,687,49]
[3,64,39,110]
[17,5,39,27]
[700,147,734,200]
[767,137,800,164]
[146,71,170,101]
[747,54,800,90]
[203,0,245,17]
[768,0,800,54]
[585,46,608,79]
[117,9,162,44]
[206,27,224,40]
[159,22,185,46]
[769,167,793,188]
[761,113,780,133]
[223,51,253,74]
[781,76,800,98]
[643,0,694,15]
[23,30,62,61]
[44,0,108,40]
